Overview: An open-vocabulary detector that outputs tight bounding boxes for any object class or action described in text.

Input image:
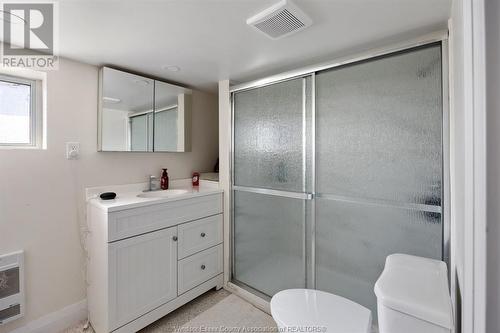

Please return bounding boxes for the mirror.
[154,80,191,152]
[98,67,191,152]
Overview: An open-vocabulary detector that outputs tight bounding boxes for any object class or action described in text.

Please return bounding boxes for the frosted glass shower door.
[232,77,312,296]
[130,114,152,151]
[315,44,443,315]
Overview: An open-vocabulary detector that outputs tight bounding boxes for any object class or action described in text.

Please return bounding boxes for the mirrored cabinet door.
[99,67,154,152]
[98,67,191,152]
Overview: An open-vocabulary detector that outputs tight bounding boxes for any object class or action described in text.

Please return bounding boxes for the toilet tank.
[374,254,453,333]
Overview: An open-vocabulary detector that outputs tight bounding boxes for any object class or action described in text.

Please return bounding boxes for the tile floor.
[61,289,276,333]
[61,289,380,333]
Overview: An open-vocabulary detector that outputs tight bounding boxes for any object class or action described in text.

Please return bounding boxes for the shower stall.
[229,39,449,316]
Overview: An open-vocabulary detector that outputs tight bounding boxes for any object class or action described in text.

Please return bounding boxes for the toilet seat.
[270,289,372,333]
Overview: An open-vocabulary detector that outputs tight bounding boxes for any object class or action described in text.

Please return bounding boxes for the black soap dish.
[100,192,117,200]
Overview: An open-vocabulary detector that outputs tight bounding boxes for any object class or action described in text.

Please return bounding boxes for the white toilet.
[270,254,453,333]
[270,289,372,333]
[374,254,454,333]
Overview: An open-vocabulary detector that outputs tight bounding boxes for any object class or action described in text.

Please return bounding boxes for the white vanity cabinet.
[87,191,223,333]
[108,227,178,330]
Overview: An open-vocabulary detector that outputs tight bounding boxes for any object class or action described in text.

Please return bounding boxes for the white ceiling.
[59,0,451,92]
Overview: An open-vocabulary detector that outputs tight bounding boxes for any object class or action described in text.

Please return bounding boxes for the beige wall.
[0,58,218,332]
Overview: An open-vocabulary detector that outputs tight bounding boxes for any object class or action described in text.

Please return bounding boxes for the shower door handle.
[305,193,314,200]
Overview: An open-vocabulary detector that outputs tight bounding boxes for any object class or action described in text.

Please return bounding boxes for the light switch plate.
[66,142,80,160]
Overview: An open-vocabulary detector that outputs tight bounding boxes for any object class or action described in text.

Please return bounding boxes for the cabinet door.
[108,227,177,330]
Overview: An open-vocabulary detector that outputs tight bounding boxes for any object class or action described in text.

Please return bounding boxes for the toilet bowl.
[270,289,372,333]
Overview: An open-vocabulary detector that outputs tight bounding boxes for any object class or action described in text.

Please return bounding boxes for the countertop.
[86,179,222,212]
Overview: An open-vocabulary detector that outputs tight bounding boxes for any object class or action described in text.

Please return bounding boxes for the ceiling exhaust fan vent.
[247,0,312,40]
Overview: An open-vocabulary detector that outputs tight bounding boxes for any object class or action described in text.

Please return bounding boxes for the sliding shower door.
[315,44,443,314]
[231,42,445,314]
[232,77,313,296]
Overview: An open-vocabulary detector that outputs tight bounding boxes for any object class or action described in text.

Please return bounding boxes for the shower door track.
[229,30,450,300]
[230,31,447,94]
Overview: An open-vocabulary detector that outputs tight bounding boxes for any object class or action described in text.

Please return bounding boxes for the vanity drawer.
[178,244,223,295]
[108,193,222,242]
[178,214,223,259]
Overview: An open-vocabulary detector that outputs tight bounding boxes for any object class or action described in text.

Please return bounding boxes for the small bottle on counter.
[192,172,200,186]
[161,168,169,190]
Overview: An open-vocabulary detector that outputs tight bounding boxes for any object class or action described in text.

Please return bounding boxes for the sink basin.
[137,189,189,198]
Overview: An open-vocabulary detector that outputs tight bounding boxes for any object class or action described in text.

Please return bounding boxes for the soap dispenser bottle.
[161,168,169,190]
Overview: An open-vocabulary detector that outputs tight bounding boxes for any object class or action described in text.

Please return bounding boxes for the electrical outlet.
[66,142,80,160]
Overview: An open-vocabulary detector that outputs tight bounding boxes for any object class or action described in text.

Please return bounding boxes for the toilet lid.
[270,289,372,333]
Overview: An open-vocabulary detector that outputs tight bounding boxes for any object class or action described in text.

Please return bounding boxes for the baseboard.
[8,299,87,333]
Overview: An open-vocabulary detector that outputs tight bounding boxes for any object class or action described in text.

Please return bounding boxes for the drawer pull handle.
[200,232,206,238]
[172,236,178,241]
[201,264,206,270]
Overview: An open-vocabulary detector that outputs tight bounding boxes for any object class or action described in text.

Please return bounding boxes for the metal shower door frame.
[229,32,450,297]
[230,74,314,297]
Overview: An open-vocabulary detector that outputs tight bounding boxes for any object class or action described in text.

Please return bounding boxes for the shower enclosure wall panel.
[315,44,443,314]
[230,41,446,318]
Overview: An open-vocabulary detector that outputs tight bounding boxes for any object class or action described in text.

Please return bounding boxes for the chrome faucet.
[146,175,160,192]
